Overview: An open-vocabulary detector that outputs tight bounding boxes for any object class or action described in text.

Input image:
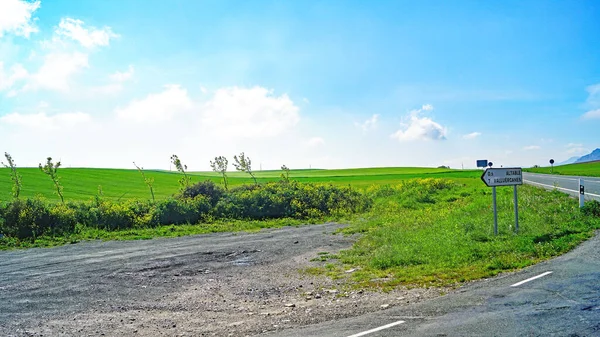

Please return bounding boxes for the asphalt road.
[273,230,600,337]
[523,172,600,201]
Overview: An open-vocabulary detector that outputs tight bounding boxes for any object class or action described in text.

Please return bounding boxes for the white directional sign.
[481,167,523,187]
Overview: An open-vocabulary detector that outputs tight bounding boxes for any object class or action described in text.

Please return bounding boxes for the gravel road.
[0,223,440,337]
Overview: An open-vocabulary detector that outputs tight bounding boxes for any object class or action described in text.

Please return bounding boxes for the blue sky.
[1,0,599,170]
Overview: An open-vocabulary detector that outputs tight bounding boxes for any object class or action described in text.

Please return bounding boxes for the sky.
[0,0,599,171]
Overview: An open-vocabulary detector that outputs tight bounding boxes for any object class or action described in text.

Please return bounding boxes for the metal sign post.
[481,167,523,234]
[492,186,498,235]
[514,185,519,233]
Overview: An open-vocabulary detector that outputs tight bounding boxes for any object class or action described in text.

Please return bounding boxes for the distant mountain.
[575,148,600,163]
[558,156,580,165]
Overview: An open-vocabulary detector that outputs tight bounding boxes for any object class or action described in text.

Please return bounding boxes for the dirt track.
[0,224,440,336]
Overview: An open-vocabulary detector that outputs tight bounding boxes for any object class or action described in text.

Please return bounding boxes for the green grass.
[0,167,478,202]
[524,161,600,177]
[311,178,600,288]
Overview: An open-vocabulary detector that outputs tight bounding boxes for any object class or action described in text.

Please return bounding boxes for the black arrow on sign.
[481,168,491,187]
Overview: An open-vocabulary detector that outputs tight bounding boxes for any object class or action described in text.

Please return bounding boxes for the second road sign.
[481,167,523,187]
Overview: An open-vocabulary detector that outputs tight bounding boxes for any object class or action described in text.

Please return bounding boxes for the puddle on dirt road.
[227,250,261,266]
[231,256,253,266]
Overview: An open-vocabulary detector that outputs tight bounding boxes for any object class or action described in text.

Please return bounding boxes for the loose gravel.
[0,223,444,336]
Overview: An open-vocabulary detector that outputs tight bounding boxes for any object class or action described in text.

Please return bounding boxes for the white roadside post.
[481,167,523,235]
[579,179,585,208]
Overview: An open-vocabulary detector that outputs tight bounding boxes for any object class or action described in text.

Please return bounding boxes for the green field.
[0,166,476,202]
[524,161,600,177]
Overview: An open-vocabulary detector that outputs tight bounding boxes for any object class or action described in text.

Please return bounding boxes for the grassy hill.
[524,161,600,177]
[0,167,480,202]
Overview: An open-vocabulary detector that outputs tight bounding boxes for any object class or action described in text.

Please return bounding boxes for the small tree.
[134,162,155,202]
[280,165,290,183]
[170,154,191,189]
[233,152,257,185]
[39,157,64,203]
[2,152,22,199]
[210,156,229,190]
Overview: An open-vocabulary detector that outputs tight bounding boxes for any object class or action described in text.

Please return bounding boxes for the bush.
[96,201,136,231]
[0,198,77,240]
[0,198,50,239]
[0,181,372,240]
[582,200,600,217]
[153,196,211,225]
[49,203,77,235]
[180,180,224,206]
[214,181,371,220]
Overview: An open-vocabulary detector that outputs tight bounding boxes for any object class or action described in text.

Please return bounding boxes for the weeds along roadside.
[307,178,600,288]
[0,180,372,249]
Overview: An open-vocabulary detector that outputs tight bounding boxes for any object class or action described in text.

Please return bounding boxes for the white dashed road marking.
[346,320,406,337]
[511,271,553,287]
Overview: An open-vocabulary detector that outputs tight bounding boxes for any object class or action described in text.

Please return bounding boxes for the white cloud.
[523,145,541,151]
[586,84,600,106]
[0,111,91,129]
[116,84,192,123]
[91,65,135,94]
[91,83,123,95]
[463,132,481,140]
[115,85,300,137]
[2,16,119,95]
[565,143,587,154]
[54,18,119,48]
[390,104,447,141]
[24,52,89,91]
[566,146,587,154]
[355,114,379,133]
[109,65,134,82]
[0,62,28,91]
[0,84,307,169]
[582,109,600,120]
[200,86,300,138]
[308,137,325,147]
[580,84,600,119]
[0,0,40,38]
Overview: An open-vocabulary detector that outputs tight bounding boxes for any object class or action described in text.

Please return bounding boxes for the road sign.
[476,160,488,168]
[481,167,523,187]
[480,167,523,235]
